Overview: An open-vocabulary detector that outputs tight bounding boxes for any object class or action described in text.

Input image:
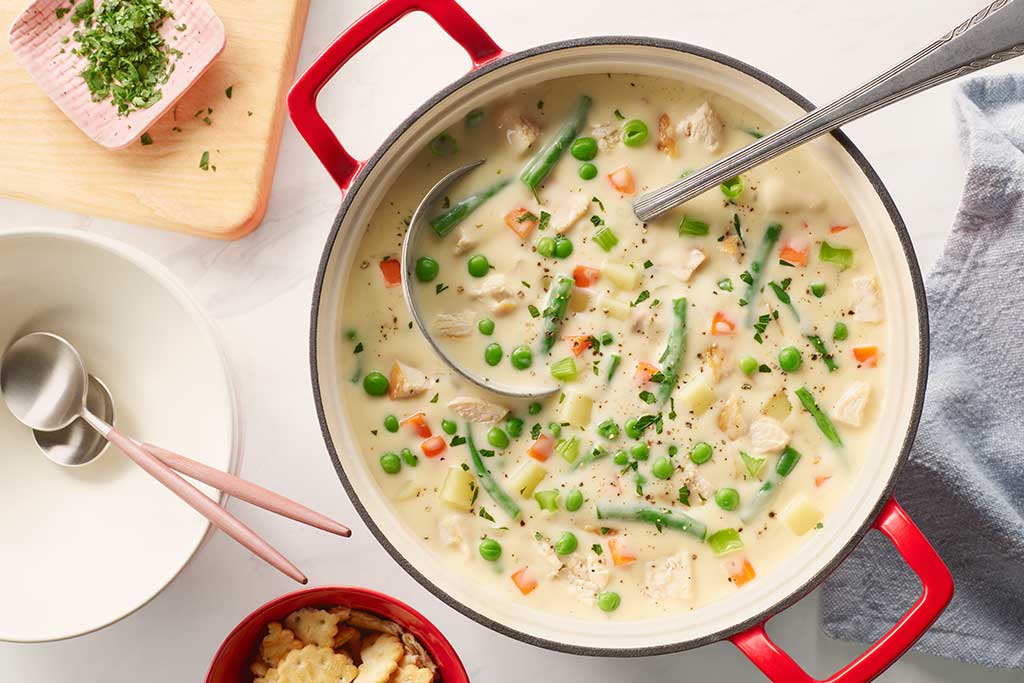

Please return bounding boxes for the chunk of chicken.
[534,537,564,578]
[550,194,591,234]
[642,551,693,603]
[703,344,729,384]
[388,360,430,400]
[749,416,790,454]
[452,227,477,256]
[679,463,714,502]
[471,274,518,315]
[718,394,747,440]
[670,248,707,283]
[447,396,509,424]
[562,553,610,606]
[438,515,468,557]
[497,108,540,157]
[719,234,743,262]
[432,312,474,338]
[656,113,677,157]
[591,122,621,151]
[677,102,724,150]
[758,176,825,214]
[832,381,871,427]
[851,275,884,323]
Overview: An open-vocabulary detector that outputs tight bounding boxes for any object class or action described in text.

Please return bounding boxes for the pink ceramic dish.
[207,586,469,683]
[8,0,225,149]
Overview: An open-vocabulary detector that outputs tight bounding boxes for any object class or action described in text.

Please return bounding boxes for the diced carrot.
[400,412,432,438]
[511,567,538,595]
[634,361,660,384]
[607,165,636,195]
[815,475,832,487]
[379,258,402,287]
[566,335,592,357]
[779,242,809,267]
[420,435,447,458]
[572,265,601,288]
[726,557,756,586]
[527,433,554,461]
[711,311,736,336]
[830,225,849,234]
[608,538,636,567]
[853,345,879,367]
[505,208,538,240]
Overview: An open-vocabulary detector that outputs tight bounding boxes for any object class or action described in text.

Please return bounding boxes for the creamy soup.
[338,73,885,621]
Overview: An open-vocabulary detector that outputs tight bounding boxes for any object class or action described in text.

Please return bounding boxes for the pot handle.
[730,498,953,682]
[287,0,505,191]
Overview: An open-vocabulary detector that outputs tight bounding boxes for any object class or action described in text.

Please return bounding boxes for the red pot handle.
[288,0,505,191]
[730,498,953,682]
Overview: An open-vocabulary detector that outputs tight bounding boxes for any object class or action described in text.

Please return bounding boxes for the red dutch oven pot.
[288,1,953,680]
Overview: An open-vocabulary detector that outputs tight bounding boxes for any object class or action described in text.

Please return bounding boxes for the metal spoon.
[402,161,559,400]
[34,374,112,467]
[0,332,308,584]
[634,0,1024,220]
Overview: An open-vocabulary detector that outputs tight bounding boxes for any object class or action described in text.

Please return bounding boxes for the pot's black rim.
[308,35,930,658]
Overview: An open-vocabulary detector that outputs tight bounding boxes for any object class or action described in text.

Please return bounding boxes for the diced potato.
[569,287,593,313]
[677,378,716,416]
[560,390,593,427]
[762,391,792,421]
[780,494,823,536]
[510,461,547,498]
[603,260,641,291]
[598,294,630,320]
[439,467,477,511]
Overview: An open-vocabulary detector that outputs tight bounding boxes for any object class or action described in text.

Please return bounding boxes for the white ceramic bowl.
[0,227,238,642]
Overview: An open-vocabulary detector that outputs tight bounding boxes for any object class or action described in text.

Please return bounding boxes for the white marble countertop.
[2,0,1021,680]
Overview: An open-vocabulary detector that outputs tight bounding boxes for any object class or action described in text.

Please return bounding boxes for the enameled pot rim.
[308,36,930,657]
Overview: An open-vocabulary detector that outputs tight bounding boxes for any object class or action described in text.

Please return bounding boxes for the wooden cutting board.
[0,0,310,240]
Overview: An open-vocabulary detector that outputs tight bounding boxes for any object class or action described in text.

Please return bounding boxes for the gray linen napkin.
[820,74,1024,670]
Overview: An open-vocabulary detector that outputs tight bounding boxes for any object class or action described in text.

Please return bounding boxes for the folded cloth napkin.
[820,74,1024,670]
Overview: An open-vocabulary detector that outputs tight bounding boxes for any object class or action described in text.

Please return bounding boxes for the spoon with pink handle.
[0,332,345,583]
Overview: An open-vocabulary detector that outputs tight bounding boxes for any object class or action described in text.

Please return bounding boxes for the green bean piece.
[807,334,839,372]
[429,178,511,237]
[520,95,593,195]
[537,275,575,354]
[656,298,687,404]
[595,503,707,541]
[466,423,521,519]
[743,223,783,326]
[707,528,744,556]
[795,386,842,447]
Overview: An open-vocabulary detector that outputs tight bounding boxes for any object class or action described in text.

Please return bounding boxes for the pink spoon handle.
[142,443,351,538]
[105,429,308,584]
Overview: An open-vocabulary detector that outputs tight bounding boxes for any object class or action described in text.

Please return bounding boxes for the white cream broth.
[338,73,887,621]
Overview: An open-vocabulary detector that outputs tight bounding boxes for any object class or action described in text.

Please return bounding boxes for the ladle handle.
[633,0,1024,220]
[105,429,308,584]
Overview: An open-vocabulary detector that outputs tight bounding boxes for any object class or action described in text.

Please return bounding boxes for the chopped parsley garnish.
[199,150,210,171]
[139,132,153,145]
[527,304,540,318]
[429,393,439,403]
[592,196,605,211]
[531,423,542,439]
[739,270,754,285]
[55,6,70,19]
[753,313,771,344]
[718,278,733,292]
[613,109,625,120]
[538,211,551,231]
[479,508,495,522]
[225,85,233,99]
[638,390,657,404]
[353,342,364,354]
[449,435,467,447]
[678,486,691,505]
[435,283,449,294]
[590,214,605,227]
[591,544,603,555]
[518,211,539,223]
[643,259,654,269]
[733,213,745,247]
[631,290,650,306]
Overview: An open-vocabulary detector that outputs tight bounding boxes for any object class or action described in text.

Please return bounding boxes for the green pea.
[553,236,573,259]
[554,532,578,555]
[833,322,849,341]
[478,318,495,335]
[668,445,678,457]
[739,356,758,376]
[511,345,533,370]
[383,414,399,433]
[536,236,556,257]
[363,371,389,396]
[548,422,562,438]
[467,254,490,278]
[624,418,642,439]
[715,487,740,511]
[414,256,439,282]
[528,402,542,415]
[379,452,401,474]
[622,119,649,147]
[505,417,524,438]
[565,488,584,512]
[441,419,457,435]
[630,442,649,461]
[400,447,418,466]
[570,136,598,161]
[779,346,802,372]
[479,538,502,562]
[597,591,621,612]
[579,162,598,180]
[613,450,629,466]
[487,427,510,449]
[651,456,674,480]
[690,441,713,465]
[810,282,827,298]
[484,343,503,367]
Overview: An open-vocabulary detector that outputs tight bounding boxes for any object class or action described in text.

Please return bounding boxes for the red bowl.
[206,586,469,683]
